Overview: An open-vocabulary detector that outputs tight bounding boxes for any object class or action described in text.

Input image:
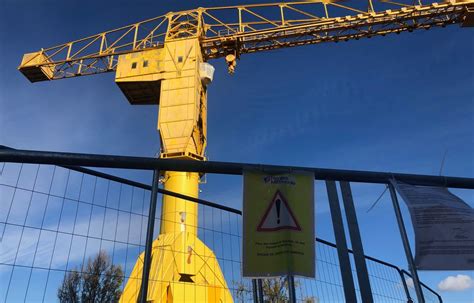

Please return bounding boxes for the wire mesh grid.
[0,162,442,302]
[0,163,248,302]
[269,245,409,303]
[362,258,407,303]
[258,244,441,303]
[401,271,442,303]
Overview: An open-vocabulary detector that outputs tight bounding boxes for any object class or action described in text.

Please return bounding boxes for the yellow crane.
[19,0,473,302]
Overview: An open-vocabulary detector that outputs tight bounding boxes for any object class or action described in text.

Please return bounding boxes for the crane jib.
[18,0,473,82]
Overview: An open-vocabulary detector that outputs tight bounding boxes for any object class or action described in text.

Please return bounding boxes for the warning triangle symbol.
[257,190,302,232]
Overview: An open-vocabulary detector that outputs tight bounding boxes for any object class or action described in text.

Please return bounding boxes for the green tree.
[234,277,317,303]
[262,277,289,303]
[58,251,124,303]
[233,277,289,303]
[233,281,252,303]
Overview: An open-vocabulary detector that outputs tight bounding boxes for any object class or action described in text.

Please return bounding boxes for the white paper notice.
[392,180,474,270]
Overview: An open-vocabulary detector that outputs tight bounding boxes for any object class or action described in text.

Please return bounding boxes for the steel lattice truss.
[19,0,474,80]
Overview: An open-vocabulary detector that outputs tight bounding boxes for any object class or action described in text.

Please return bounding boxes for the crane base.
[120,232,233,303]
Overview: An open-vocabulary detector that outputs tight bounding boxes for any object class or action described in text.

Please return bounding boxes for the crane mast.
[18,1,473,302]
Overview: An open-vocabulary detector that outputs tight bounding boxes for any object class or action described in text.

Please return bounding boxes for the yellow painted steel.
[19,51,55,82]
[160,171,199,235]
[119,38,232,302]
[157,39,207,160]
[18,1,474,81]
[120,232,233,303]
[115,48,165,105]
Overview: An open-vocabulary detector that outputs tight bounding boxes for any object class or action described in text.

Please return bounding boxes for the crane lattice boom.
[19,0,473,81]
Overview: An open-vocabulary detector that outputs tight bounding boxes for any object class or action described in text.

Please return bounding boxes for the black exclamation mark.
[276,199,281,224]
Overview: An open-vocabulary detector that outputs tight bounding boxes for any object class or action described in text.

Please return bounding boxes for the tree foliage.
[262,277,289,303]
[234,277,316,303]
[233,281,252,303]
[57,251,123,303]
[233,277,289,303]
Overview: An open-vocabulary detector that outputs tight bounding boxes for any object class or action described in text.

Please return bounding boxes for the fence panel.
[401,270,443,303]
[0,162,442,303]
[0,163,247,302]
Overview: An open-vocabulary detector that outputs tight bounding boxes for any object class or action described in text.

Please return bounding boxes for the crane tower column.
[119,35,232,302]
[158,38,206,236]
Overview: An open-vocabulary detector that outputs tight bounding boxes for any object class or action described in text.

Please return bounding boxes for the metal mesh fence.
[264,243,439,303]
[401,271,442,303]
[293,246,409,303]
[0,163,149,302]
[0,163,249,302]
[0,162,441,303]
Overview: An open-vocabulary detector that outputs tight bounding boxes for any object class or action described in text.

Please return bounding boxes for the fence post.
[252,279,258,303]
[325,180,358,302]
[340,181,374,303]
[257,279,264,303]
[139,169,160,303]
[288,275,296,303]
[388,182,425,303]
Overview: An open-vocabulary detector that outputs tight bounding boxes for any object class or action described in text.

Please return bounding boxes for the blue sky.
[1,0,473,302]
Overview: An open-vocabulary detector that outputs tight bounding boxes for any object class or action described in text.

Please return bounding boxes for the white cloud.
[438,275,474,292]
[406,278,414,288]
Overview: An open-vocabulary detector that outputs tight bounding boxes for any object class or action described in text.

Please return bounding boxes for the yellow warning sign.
[243,171,315,278]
